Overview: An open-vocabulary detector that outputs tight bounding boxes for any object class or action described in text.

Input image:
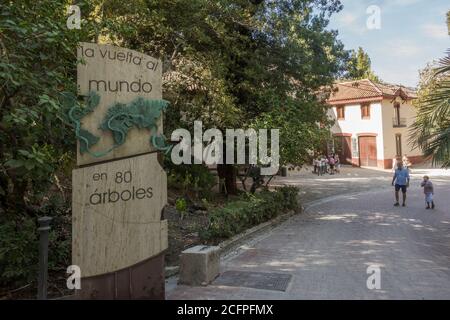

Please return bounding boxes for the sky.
[327,0,449,87]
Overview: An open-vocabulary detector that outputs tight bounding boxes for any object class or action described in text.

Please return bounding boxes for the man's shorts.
[395,184,407,193]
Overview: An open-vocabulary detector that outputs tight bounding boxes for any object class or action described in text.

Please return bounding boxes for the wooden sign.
[73,43,168,298]
[76,42,162,166]
[72,152,168,277]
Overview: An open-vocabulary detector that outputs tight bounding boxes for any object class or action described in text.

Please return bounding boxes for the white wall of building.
[329,102,384,160]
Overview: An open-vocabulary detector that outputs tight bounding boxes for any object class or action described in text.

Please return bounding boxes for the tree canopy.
[0,0,351,210]
[345,46,379,82]
[409,10,450,166]
[410,52,450,166]
[97,0,349,164]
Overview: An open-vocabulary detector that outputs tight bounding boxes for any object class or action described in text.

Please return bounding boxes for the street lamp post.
[37,216,52,300]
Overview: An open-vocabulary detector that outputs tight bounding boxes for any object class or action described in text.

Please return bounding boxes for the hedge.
[200,186,300,241]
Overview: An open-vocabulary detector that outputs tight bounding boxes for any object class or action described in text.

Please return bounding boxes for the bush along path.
[199,186,300,243]
[164,186,300,270]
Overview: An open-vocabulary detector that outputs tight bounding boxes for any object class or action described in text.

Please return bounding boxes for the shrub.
[175,197,188,220]
[0,217,38,286]
[166,163,216,199]
[200,186,299,241]
[175,198,187,213]
[0,195,71,288]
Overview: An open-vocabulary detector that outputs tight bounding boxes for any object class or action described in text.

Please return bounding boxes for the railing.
[392,117,407,127]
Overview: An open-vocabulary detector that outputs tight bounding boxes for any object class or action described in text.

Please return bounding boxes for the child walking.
[420,175,435,209]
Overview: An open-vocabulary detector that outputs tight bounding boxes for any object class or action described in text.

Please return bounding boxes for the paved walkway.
[167,166,450,299]
[270,165,393,203]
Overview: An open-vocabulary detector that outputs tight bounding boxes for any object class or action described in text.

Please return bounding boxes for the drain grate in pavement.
[213,270,292,292]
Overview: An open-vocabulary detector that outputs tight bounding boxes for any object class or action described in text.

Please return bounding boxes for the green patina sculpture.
[68,91,172,157]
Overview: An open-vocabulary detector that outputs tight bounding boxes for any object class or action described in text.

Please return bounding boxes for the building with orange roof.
[326,79,422,169]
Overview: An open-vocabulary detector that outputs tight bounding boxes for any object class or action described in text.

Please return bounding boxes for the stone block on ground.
[179,245,220,286]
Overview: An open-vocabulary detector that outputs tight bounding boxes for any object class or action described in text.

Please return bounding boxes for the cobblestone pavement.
[167,165,450,299]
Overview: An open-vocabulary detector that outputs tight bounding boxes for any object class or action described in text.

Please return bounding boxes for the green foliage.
[175,198,187,213]
[39,195,72,272]
[1,0,350,210]
[167,163,216,199]
[410,51,450,166]
[102,0,349,165]
[278,185,300,210]
[345,47,380,82]
[0,196,71,287]
[0,0,97,213]
[0,217,38,285]
[251,100,332,165]
[200,186,299,240]
[175,197,188,220]
[0,3,85,289]
[4,144,55,183]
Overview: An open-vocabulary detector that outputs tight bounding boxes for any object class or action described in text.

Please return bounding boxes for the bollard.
[37,216,52,300]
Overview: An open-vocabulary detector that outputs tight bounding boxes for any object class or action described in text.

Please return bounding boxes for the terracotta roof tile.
[373,82,417,99]
[327,79,417,105]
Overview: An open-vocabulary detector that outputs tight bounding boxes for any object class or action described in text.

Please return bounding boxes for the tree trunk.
[217,164,237,195]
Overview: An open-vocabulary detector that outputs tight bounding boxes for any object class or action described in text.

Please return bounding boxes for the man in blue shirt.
[391,160,410,207]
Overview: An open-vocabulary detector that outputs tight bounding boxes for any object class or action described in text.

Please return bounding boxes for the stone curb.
[165,266,180,278]
[217,208,302,257]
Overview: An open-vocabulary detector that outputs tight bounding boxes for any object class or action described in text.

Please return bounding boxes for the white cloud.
[380,0,422,14]
[338,12,358,26]
[421,23,449,40]
[376,65,419,87]
[381,40,422,58]
[333,11,368,36]
[383,0,421,7]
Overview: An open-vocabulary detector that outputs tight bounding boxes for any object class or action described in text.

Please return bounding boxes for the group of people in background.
[313,154,340,176]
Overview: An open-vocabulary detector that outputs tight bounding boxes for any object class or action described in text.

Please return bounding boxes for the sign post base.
[75,252,165,300]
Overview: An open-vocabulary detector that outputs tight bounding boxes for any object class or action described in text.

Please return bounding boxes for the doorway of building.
[359,136,377,167]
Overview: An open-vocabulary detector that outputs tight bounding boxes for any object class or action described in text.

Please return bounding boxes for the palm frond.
[435,49,450,75]
[410,49,450,167]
